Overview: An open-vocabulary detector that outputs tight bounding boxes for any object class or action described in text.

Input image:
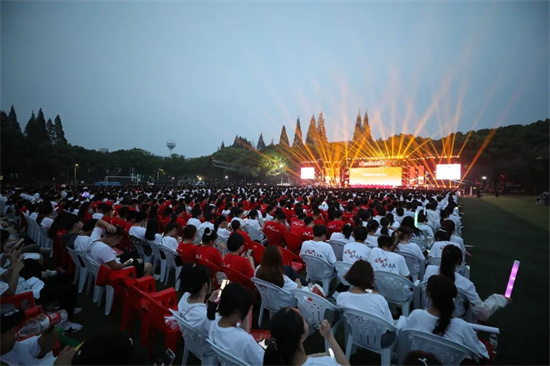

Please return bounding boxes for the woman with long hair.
[207,283,264,365]
[394,226,425,261]
[402,275,489,360]
[255,246,303,290]
[264,307,349,366]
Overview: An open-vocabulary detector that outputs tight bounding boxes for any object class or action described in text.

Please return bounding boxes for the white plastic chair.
[148,239,167,282]
[129,235,153,263]
[293,288,341,352]
[410,237,429,252]
[374,271,420,316]
[395,251,425,282]
[334,261,352,286]
[340,306,397,365]
[194,228,205,245]
[145,239,163,275]
[170,309,217,366]
[300,254,336,294]
[250,277,296,327]
[396,329,478,365]
[206,337,252,366]
[420,282,479,322]
[244,225,268,245]
[80,255,115,315]
[66,248,88,293]
[160,246,183,290]
[328,239,346,261]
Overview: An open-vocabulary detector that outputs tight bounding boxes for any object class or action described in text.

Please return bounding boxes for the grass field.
[463,195,549,365]
[62,195,550,365]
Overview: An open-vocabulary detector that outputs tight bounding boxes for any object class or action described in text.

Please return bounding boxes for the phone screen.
[157,348,175,366]
[218,279,230,299]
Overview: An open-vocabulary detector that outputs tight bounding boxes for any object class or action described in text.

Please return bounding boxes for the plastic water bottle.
[17,310,68,337]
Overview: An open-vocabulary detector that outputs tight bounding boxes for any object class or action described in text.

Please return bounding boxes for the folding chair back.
[328,239,346,261]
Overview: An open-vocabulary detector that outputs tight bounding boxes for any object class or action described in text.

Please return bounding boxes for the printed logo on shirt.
[374,257,397,269]
[302,248,322,258]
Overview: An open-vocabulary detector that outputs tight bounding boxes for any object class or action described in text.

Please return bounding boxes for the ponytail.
[263,308,304,366]
[439,245,462,283]
[427,275,457,336]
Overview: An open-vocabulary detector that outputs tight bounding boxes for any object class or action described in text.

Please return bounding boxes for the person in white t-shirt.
[263,307,349,366]
[0,309,76,366]
[74,219,116,255]
[255,245,303,293]
[402,275,489,361]
[394,226,425,261]
[128,212,148,241]
[186,206,202,229]
[429,229,465,259]
[177,264,219,337]
[299,225,336,264]
[336,260,393,325]
[207,283,264,366]
[329,223,354,243]
[342,226,371,264]
[160,222,181,252]
[367,235,409,277]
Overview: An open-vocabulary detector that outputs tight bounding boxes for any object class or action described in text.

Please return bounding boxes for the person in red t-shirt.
[311,208,326,226]
[223,233,255,279]
[290,212,306,231]
[263,210,288,247]
[229,220,253,251]
[177,225,198,264]
[301,217,315,241]
[327,210,345,237]
[195,228,223,269]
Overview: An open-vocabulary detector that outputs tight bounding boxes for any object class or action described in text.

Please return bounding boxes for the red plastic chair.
[248,241,266,266]
[280,247,305,272]
[120,276,157,331]
[140,287,181,357]
[283,231,303,254]
[222,265,254,291]
[195,258,223,288]
[95,265,137,316]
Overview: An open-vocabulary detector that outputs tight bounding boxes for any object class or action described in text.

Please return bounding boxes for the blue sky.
[1,1,548,157]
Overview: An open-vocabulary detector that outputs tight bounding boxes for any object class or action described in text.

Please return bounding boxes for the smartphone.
[246,249,253,256]
[217,279,230,299]
[157,348,175,366]
[258,339,267,350]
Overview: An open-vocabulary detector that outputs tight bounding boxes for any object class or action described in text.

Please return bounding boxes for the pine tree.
[220,141,225,149]
[7,105,22,133]
[269,139,275,146]
[46,118,55,143]
[257,133,267,150]
[279,126,289,146]
[24,111,37,138]
[352,109,363,143]
[53,115,68,144]
[305,114,318,146]
[0,111,8,130]
[317,112,328,144]
[233,135,240,147]
[363,110,372,141]
[292,117,303,147]
[33,108,50,143]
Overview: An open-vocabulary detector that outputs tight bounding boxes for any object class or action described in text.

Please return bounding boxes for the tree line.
[1,105,548,193]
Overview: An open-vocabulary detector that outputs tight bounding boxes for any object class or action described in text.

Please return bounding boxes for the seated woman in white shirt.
[367,235,409,277]
[214,216,231,240]
[424,245,509,322]
[207,283,265,365]
[329,223,354,243]
[244,209,262,231]
[256,245,304,292]
[336,260,393,324]
[177,264,218,337]
[264,307,349,366]
[394,226,425,261]
[160,222,181,252]
[428,229,465,260]
[144,217,162,244]
[402,275,490,361]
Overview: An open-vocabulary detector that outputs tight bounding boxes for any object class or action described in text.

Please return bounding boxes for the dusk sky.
[1,1,548,158]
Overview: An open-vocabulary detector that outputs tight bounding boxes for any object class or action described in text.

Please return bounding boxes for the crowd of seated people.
[0,185,510,365]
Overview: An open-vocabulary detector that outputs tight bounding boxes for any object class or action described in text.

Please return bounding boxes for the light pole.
[74,164,79,187]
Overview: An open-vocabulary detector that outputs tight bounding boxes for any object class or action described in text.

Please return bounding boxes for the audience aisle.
[462,196,549,365]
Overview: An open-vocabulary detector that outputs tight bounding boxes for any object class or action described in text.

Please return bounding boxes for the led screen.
[301,167,315,180]
[436,164,461,180]
[349,167,402,186]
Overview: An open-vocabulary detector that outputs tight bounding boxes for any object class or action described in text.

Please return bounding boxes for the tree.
[352,109,363,142]
[53,115,68,145]
[257,133,267,150]
[305,114,318,146]
[7,105,22,133]
[46,118,55,143]
[24,111,36,138]
[220,141,225,149]
[25,108,50,144]
[279,126,289,146]
[317,112,328,145]
[292,117,304,147]
[363,110,372,141]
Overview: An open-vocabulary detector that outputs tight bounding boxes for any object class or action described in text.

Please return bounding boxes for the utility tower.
[166,140,176,155]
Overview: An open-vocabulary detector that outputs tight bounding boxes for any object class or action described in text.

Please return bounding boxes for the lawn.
[463,195,549,365]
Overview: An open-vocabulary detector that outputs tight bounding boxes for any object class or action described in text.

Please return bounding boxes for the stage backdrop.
[349,167,402,186]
